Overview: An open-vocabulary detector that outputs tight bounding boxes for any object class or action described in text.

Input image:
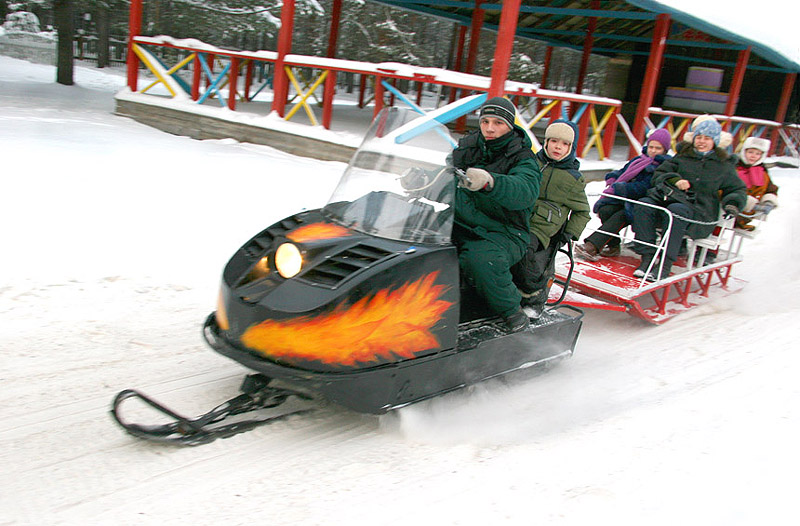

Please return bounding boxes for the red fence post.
[228,57,239,110]
[358,74,366,108]
[603,107,620,156]
[191,53,201,101]
[576,104,591,156]
[373,75,384,118]
[244,60,254,101]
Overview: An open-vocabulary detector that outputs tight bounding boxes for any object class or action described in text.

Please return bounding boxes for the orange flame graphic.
[241,272,453,366]
[287,222,351,243]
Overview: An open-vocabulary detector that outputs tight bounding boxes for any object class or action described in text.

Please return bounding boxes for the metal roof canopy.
[372,0,800,73]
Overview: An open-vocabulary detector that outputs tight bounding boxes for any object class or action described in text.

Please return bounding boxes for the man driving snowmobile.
[450,97,542,332]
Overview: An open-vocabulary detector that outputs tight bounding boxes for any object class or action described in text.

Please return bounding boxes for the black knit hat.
[479,97,516,129]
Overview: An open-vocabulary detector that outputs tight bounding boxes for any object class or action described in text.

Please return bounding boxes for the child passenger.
[575,128,672,261]
[631,117,746,281]
[511,119,590,315]
[734,136,779,230]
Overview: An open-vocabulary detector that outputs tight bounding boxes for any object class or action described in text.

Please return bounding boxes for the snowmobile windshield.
[322,107,456,245]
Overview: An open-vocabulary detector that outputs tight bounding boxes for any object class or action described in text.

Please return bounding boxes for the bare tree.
[54,0,74,85]
[96,1,110,68]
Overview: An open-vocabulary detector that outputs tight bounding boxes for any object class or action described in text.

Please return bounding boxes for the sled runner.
[552,194,757,324]
[111,106,583,444]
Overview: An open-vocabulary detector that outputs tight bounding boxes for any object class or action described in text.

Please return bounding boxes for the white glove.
[463,168,494,191]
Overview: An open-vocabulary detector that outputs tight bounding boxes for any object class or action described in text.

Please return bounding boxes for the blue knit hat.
[692,118,721,146]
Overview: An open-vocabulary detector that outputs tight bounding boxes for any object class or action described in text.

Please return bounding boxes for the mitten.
[463,168,494,191]
[612,182,628,197]
[754,202,775,214]
[723,204,740,219]
[559,232,575,246]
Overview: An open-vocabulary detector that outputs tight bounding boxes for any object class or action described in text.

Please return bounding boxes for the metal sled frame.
[553,195,751,324]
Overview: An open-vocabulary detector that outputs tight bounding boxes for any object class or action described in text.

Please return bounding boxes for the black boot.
[633,255,655,278]
[646,260,673,282]
[503,307,530,333]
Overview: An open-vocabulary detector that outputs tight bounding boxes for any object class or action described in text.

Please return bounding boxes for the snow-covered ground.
[2,55,800,525]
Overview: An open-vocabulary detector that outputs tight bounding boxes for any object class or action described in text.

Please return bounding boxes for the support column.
[457,2,486,132]
[724,46,751,122]
[488,0,523,98]
[126,0,142,91]
[631,13,671,158]
[465,0,485,77]
[449,25,468,103]
[272,0,296,117]
[537,46,553,112]
[322,0,342,129]
[770,72,797,155]
[575,0,599,95]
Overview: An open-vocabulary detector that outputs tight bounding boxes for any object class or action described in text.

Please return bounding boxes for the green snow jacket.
[653,142,747,239]
[451,125,542,253]
[529,121,591,248]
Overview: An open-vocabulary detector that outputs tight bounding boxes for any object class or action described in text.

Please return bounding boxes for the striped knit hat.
[479,97,516,129]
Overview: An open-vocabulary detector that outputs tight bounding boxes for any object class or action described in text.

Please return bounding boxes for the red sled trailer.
[550,196,766,324]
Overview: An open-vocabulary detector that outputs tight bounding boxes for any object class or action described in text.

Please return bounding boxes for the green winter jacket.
[529,121,591,248]
[653,142,747,239]
[451,125,542,253]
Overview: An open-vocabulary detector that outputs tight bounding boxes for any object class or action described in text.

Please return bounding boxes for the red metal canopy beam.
[631,13,671,158]
[488,0,523,98]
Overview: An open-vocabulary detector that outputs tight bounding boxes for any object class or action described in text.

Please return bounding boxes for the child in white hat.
[735,136,779,230]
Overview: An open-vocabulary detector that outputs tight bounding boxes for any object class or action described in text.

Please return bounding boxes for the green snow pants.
[458,237,525,318]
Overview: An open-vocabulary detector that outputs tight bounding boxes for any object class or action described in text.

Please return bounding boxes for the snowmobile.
[111,106,583,445]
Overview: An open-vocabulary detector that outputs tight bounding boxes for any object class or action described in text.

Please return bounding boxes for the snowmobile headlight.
[275,242,302,278]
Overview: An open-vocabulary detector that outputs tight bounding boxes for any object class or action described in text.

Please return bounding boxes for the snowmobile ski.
[110,374,313,446]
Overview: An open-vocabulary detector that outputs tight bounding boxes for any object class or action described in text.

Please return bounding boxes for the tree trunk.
[0,1,8,24]
[97,3,110,68]
[54,0,74,85]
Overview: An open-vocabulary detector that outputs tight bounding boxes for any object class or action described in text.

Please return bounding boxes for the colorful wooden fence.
[644,108,799,157]
[126,36,798,163]
[127,36,626,160]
